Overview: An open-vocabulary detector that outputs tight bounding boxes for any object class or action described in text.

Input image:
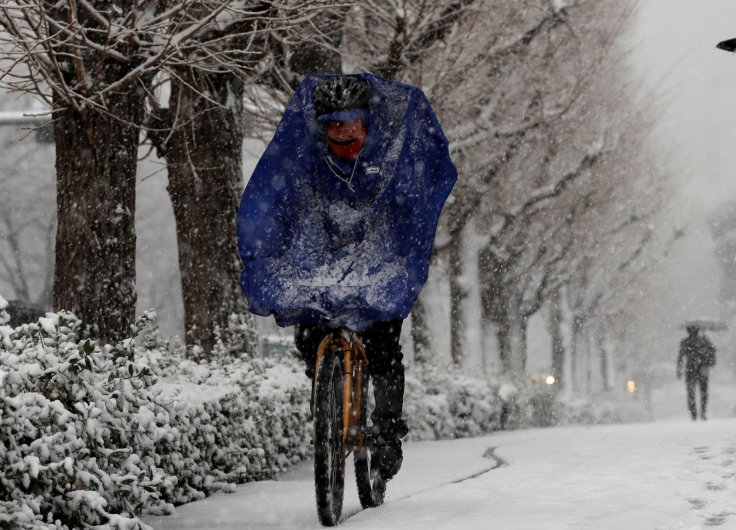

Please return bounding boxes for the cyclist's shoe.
[372,438,403,481]
[370,419,409,481]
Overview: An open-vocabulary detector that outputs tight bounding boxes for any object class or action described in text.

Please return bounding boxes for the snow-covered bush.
[0,311,310,530]
[403,362,642,440]
[403,364,506,440]
[210,313,261,360]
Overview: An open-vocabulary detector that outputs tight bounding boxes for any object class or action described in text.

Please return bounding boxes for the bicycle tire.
[354,364,386,508]
[313,351,345,526]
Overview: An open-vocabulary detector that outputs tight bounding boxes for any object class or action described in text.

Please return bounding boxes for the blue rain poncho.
[237,73,457,331]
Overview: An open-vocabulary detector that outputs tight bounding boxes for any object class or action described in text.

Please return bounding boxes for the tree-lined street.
[3,1,736,529]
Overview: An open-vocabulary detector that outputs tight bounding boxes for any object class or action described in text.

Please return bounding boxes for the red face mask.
[324,119,366,160]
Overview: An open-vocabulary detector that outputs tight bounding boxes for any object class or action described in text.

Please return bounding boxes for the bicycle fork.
[345,341,369,451]
[314,333,369,453]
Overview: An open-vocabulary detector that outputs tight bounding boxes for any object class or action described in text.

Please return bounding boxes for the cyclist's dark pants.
[294,319,405,433]
[686,369,709,419]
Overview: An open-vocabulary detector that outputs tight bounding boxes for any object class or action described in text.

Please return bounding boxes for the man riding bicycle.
[237,73,457,482]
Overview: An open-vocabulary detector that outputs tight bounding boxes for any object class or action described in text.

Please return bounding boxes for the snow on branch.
[508,148,601,220]
[0,1,329,118]
[0,110,49,125]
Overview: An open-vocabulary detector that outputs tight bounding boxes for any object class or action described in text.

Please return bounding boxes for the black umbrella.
[680,319,728,332]
[717,38,736,52]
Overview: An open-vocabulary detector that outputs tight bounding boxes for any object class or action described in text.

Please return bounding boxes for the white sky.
[621,0,736,361]
[628,0,736,214]
[144,373,736,529]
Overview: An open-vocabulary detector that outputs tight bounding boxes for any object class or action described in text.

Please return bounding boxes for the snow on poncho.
[237,73,457,331]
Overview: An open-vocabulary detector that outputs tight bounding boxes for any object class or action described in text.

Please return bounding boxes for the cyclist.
[237,73,457,481]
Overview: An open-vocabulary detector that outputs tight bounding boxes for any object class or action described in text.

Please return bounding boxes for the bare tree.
[556,68,673,391]
[0,1,233,341]
[441,0,671,379]
[547,288,566,389]
[148,69,250,351]
[478,167,600,374]
[415,0,608,367]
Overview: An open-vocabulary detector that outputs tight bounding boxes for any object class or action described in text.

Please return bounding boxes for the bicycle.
[312,328,386,526]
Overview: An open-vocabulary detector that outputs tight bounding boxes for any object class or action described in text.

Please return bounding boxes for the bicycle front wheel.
[354,366,386,508]
[313,351,345,526]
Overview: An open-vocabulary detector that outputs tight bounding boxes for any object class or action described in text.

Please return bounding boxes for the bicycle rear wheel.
[354,365,386,508]
[313,351,345,526]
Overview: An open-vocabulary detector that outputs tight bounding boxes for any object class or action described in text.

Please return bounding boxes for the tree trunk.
[497,292,527,375]
[548,290,565,391]
[497,316,510,373]
[585,331,593,393]
[511,307,528,374]
[570,316,583,392]
[598,331,610,391]
[410,292,432,364]
[53,91,143,343]
[153,71,252,353]
[448,233,467,366]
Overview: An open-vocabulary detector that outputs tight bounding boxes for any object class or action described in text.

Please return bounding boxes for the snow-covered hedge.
[0,306,309,530]
[403,362,645,440]
[404,364,506,439]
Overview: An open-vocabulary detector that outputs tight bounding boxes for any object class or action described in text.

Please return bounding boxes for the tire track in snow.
[451,446,508,483]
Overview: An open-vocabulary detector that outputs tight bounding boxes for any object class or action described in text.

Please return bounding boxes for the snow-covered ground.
[145,371,736,530]
[649,367,736,423]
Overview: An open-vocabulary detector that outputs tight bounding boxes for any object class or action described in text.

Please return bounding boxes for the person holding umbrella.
[677,322,718,420]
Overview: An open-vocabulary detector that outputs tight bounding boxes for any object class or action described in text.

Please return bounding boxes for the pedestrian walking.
[677,325,716,420]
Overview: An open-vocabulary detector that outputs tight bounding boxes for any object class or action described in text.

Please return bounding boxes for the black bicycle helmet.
[313,76,370,118]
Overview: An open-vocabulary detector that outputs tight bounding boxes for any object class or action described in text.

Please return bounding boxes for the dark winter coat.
[678,333,716,377]
[236,73,457,332]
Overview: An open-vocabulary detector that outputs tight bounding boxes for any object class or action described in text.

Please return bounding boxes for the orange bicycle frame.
[314,331,369,452]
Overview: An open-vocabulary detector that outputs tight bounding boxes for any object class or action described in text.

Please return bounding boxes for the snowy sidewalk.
[144,435,499,529]
[145,418,736,529]
[348,420,736,529]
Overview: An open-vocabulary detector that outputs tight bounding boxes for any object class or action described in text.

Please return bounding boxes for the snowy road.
[145,415,736,529]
